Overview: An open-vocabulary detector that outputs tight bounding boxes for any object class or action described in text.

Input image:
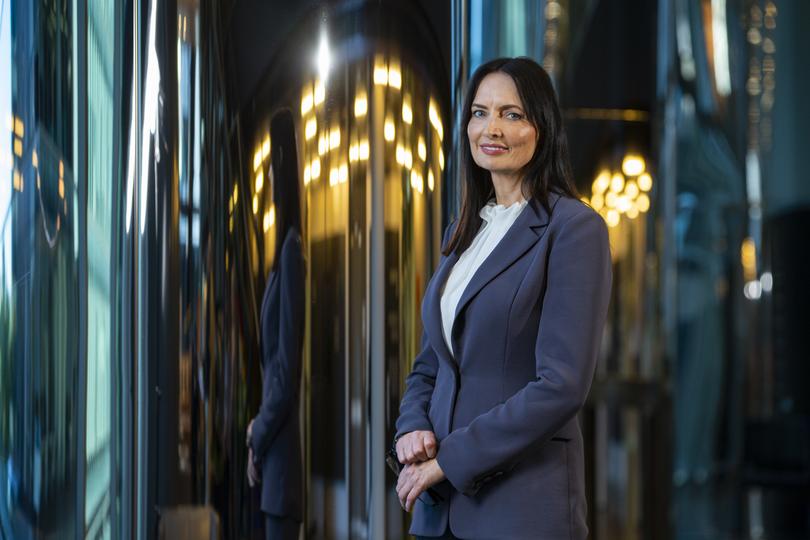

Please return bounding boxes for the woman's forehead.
[473,72,522,106]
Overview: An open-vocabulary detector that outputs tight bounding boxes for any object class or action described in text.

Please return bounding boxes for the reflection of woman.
[246,109,305,540]
[394,58,612,539]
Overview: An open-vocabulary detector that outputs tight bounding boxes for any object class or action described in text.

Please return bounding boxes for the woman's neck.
[490,173,526,206]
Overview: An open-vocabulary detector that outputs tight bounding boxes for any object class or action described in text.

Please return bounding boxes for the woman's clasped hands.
[395,430,446,512]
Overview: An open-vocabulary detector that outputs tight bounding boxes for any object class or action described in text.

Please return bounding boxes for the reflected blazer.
[251,228,305,520]
[395,192,612,539]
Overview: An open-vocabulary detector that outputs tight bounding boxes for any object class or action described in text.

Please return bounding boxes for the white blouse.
[440,198,528,357]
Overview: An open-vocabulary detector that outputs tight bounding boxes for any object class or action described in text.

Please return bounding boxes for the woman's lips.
[479,144,509,156]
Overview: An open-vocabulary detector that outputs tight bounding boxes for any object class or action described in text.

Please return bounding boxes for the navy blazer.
[395,192,612,539]
[251,228,305,519]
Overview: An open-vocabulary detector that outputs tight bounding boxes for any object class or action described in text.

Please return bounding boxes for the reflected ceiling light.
[263,206,275,232]
[610,172,625,193]
[359,140,370,160]
[301,91,314,115]
[32,150,37,168]
[304,164,311,185]
[624,180,639,199]
[606,209,620,228]
[262,135,271,160]
[318,133,328,155]
[13,138,22,157]
[354,95,367,117]
[760,271,773,292]
[305,118,317,140]
[592,170,611,194]
[616,195,632,214]
[59,177,64,199]
[329,127,340,150]
[255,170,264,192]
[12,169,22,192]
[311,157,321,179]
[638,172,652,191]
[329,167,339,186]
[252,193,259,214]
[374,63,388,86]
[590,192,604,210]
[627,205,639,219]
[314,80,325,105]
[253,147,262,170]
[418,137,426,161]
[14,117,24,138]
[438,149,444,171]
[349,144,359,162]
[711,0,732,96]
[743,280,762,300]
[427,170,435,191]
[317,30,330,83]
[605,191,617,208]
[741,236,757,280]
[140,0,162,235]
[388,66,402,89]
[384,119,395,142]
[404,148,413,170]
[410,170,423,194]
[636,193,650,212]
[339,163,348,184]
[402,100,413,124]
[395,144,405,166]
[621,154,645,176]
[428,100,443,140]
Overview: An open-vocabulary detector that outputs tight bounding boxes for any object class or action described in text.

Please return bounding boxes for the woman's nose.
[485,117,503,137]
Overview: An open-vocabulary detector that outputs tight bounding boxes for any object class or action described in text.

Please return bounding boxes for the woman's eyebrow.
[471,102,524,112]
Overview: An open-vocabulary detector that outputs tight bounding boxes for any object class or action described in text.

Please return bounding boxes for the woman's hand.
[396,430,437,464]
[396,459,445,512]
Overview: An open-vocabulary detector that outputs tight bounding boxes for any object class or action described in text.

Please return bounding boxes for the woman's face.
[467,72,538,181]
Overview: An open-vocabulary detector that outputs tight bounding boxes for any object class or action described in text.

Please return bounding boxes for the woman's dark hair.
[444,57,579,256]
[270,108,303,270]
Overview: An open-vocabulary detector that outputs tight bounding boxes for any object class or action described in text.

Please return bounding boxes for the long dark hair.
[270,108,303,270]
[444,57,579,256]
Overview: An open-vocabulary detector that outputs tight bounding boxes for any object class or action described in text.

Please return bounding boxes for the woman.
[246,109,305,540]
[394,57,612,539]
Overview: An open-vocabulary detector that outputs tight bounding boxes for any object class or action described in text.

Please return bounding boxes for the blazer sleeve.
[435,209,612,496]
[251,230,305,459]
[394,220,457,441]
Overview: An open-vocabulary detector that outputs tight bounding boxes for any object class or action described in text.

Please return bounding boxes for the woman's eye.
[506,112,523,120]
[472,110,485,118]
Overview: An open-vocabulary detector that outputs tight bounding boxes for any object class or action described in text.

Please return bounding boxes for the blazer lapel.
[451,193,558,339]
[423,248,459,366]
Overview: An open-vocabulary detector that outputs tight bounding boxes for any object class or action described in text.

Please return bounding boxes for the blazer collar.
[423,191,561,365]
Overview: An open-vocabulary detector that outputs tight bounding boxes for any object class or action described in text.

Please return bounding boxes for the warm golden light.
[233,183,239,205]
[318,133,328,155]
[402,100,413,124]
[622,154,645,176]
[606,209,620,227]
[417,137,427,161]
[301,91,313,115]
[374,61,388,85]
[384,119,395,142]
[263,206,275,232]
[636,193,650,212]
[14,118,24,138]
[638,172,653,191]
[428,170,435,191]
[262,135,271,160]
[410,170,423,194]
[616,195,632,214]
[359,140,370,160]
[252,194,259,214]
[329,167,339,186]
[253,148,262,171]
[13,138,22,157]
[339,163,348,184]
[438,149,444,171]
[32,150,38,168]
[741,236,757,280]
[593,170,611,194]
[59,160,64,178]
[13,169,21,191]
[255,170,264,192]
[349,144,359,162]
[605,191,618,208]
[305,118,317,140]
[626,206,639,219]
[610,173,625,193]
[428,100,443,140]
[354,95,367,117]
[311,157,321,179]
[591,192,604,210]
[58,177,65,199]
[303,164,311,185]
[404,148,413,170]
[314,80,325,105]
[329,127,341,150]
[395,144,405,166]
[388,67,402,89]
[624,180,639,199]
